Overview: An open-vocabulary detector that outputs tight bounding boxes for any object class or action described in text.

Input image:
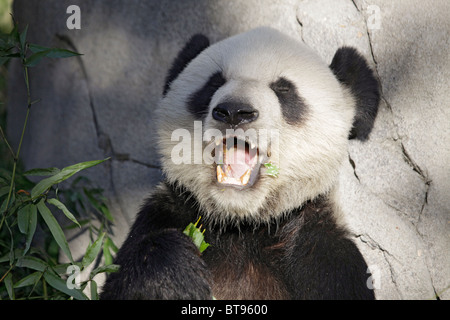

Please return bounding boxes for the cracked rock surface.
[7,0,449,299]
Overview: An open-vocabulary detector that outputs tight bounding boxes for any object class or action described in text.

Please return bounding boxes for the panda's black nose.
[212,102,259,126]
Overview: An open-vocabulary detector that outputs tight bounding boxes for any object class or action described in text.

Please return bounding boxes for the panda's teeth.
[240,169,251,185]
[215,137,260,187]
[216,165,226,183]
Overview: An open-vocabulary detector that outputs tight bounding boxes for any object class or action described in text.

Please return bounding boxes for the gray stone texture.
[7,0,449,299]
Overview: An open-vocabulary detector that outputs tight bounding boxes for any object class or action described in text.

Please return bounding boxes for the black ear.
[330,47,380,141]
[163,34,210,96]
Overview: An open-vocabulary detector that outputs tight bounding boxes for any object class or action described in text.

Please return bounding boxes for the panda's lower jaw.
[216,163,261,188]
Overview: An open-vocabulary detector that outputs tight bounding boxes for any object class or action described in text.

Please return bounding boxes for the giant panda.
[101,27,380,300]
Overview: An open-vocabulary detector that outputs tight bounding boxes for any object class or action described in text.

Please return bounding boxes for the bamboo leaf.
[199,241,210,253]
[53,262,81,275]
[0,168,12,180]
[47,198,80,228]
[37,199,74,263]
[90,264,120,279]
[14,271,42,288]
[17,204,31,233]
[102,237,114,266]
[25,47,82,67]
[90,280,99,300]
[2,52,20,58]
[23,167,61,177]
[19,24,28,52]
[5,273,14,300]
[102,237,119,266]
[0,185,10,197]
[25,205,37,255]
[263,162,280,178]
[24,49,52,67]
[44,48,82,59]
[83,187,114,222]
[17,204,37,255]
[28,43,51,53]
[82,232,105,268]
[183,217,210,254]
[31,158,109,199]
[16,256,47,272]
[43,270,87,300]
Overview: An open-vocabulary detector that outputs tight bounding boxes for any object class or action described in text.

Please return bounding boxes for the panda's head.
[156,27,379,225]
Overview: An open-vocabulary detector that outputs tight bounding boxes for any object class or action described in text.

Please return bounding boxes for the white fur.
[156,27,356,225]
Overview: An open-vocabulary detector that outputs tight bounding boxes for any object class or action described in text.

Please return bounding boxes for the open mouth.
[214,137,261,188]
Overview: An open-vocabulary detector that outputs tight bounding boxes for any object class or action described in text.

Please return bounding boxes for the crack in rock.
[56,34,161,168]
[345,3,438,298]
[399,142,432,233]
[55,34,103,152]
[356,234,400,293]
[400,142,430,184]
[348,153,360,182]
[54,33,128,219]
[295,7,305,42]
[350,0,378,66]
[348,2,432,226]
[356,234,395,259]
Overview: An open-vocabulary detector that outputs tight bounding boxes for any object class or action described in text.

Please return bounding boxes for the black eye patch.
[271,77,293,93]
[270,77,307,125]
[187,72,226,118]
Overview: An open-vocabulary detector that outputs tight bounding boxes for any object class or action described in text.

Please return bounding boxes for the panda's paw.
[145,229,213,299]
[102,229,212,300]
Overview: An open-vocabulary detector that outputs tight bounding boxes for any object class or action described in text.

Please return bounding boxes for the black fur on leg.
[329,47,380,141]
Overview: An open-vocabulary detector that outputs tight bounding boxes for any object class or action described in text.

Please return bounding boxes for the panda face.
[156,27,374,224]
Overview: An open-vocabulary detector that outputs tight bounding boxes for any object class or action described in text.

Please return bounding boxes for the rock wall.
[7,0,449,299]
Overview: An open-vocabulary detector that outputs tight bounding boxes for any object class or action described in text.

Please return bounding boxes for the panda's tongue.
[225,147,250,177]
[216,141,258,186]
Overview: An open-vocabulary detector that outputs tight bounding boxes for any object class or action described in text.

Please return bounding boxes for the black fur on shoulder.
[163,34,210,96]
[329,47,380,141]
